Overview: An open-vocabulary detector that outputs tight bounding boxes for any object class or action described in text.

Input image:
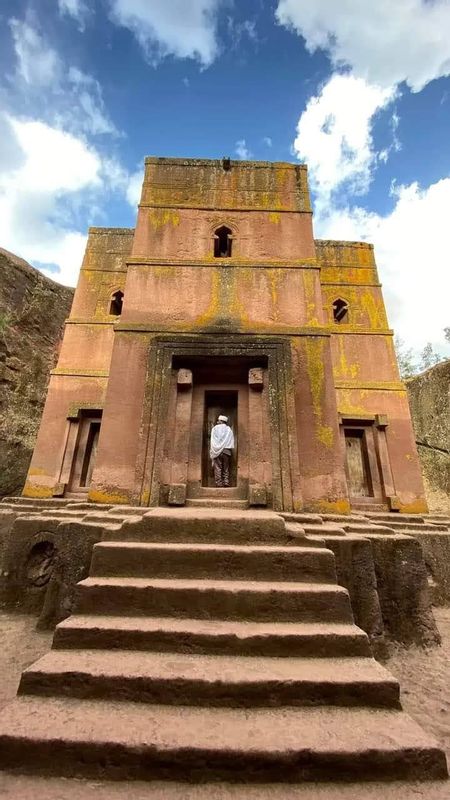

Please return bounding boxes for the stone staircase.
[0,508,447,784]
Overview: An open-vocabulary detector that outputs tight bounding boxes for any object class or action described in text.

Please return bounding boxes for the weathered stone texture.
[0,249,74,496]
[407,360,450,512]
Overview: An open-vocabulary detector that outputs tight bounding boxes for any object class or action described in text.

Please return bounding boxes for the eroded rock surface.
[0,248,73,496]
[407,360,450,513]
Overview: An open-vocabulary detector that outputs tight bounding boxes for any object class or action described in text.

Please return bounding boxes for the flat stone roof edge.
[144,156,306,169]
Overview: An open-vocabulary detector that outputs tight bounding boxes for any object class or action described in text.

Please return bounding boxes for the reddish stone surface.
[22,158,427,513]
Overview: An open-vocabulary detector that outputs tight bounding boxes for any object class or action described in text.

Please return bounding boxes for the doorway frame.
[200,388,240,490]
[136,335,302,511]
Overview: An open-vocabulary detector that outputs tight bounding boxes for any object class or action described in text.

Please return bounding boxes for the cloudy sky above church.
[0,0,449,356]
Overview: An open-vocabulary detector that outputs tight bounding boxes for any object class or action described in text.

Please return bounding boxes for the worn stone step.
[54,616,372,657]
[74,578,354,623]
[185,499,249,509]
[342,523,395,535]
[371,520,449,533]
[20,651,400,709]
[362,513,426,523]
[0,696,445,781]
[113,508,289,545]
[280,513,324,525]
[90,542,336,583]
[302,523,347,537]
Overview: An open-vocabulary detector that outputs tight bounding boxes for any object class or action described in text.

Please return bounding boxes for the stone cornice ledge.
[125,257,320,269]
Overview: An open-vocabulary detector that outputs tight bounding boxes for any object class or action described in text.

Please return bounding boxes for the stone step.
[342,523,396,535]
[54,616,372,657]
[74,578,354,623]
[352,503,387,512]
[372,520,449,532]
[0,696,445,781]
[302,523,347,537]
[185,499,249,509]
[280,513,324,525]
[20,651,400,709]
[283,521,328,546]
[362,513,426,523]
[114,508,289,545]
[90,542,336,583]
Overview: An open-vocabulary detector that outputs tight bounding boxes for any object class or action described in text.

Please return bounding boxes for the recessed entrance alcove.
[140,336,301,510]
[202,389,238,488]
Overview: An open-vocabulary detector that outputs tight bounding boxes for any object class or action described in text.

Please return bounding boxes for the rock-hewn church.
[24,157,427,514]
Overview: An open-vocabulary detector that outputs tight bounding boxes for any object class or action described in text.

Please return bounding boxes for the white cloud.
[0,114,106,286]
[126,169,144,207]
[294,74,395,207]
[67,67,117,136]
[263,136,272,147]
[8,20,116,138]
[276,0,450,92]
[235,139,252,160]
[9,18,61,86]
[315,180,450,355]
[107,0,224,66]
[227,17,258,48]
[58,0,89,30]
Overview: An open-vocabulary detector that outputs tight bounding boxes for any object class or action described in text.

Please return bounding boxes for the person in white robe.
[210,415,234,487]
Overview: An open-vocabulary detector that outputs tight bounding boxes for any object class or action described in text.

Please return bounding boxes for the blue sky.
[0,0,449,355]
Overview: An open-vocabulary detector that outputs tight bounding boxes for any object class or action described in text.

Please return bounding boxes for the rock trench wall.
[0,248,74,497]
[407,360,450,513]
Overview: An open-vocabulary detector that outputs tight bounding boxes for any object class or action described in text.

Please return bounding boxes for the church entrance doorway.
[187,376,250,502]
[141,337,301,511]
[202,390,238,488]
[159,353,273,506]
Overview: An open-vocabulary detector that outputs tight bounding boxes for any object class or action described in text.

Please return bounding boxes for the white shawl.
[210,423,234,460]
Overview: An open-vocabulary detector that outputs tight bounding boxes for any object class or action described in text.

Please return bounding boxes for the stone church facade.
[23,157,427,514]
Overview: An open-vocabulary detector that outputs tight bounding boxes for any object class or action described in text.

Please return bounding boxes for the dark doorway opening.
[67,411,102,494]
[344,428,373,497]
[79,421,101,488]
[202,390,238,487]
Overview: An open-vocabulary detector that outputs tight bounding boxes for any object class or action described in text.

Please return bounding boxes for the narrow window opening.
[110,290,124,316]
[214,226,232,258]
[333,298,349,323]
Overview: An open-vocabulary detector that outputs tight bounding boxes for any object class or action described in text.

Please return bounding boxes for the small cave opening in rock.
[25,540,56,587]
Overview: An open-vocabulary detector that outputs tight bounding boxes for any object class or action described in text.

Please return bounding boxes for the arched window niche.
[332,297,349,324]
[109,290,124,316]
[213,225,233,258]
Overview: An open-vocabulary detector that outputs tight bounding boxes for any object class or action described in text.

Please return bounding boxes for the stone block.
[248,367,264,391]
[177,369,192,390]
[249,484,267,506]
[168,483,187,506]
[387,495,401,511]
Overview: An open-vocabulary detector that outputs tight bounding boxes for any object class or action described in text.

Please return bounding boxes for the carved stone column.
[248,367,267,506]
[168,369,193,505]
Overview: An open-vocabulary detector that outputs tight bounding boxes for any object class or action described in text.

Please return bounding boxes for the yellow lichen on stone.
[88,488,131,505]
[360,289,386,329]
[22,482,54,498]
[149,209,180,229]
[399,499,429,514]
[304,338,334,447]
[269,212,281,224]
[334,336,359,381]
[303,270,320,326]
[308,498,351,515]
